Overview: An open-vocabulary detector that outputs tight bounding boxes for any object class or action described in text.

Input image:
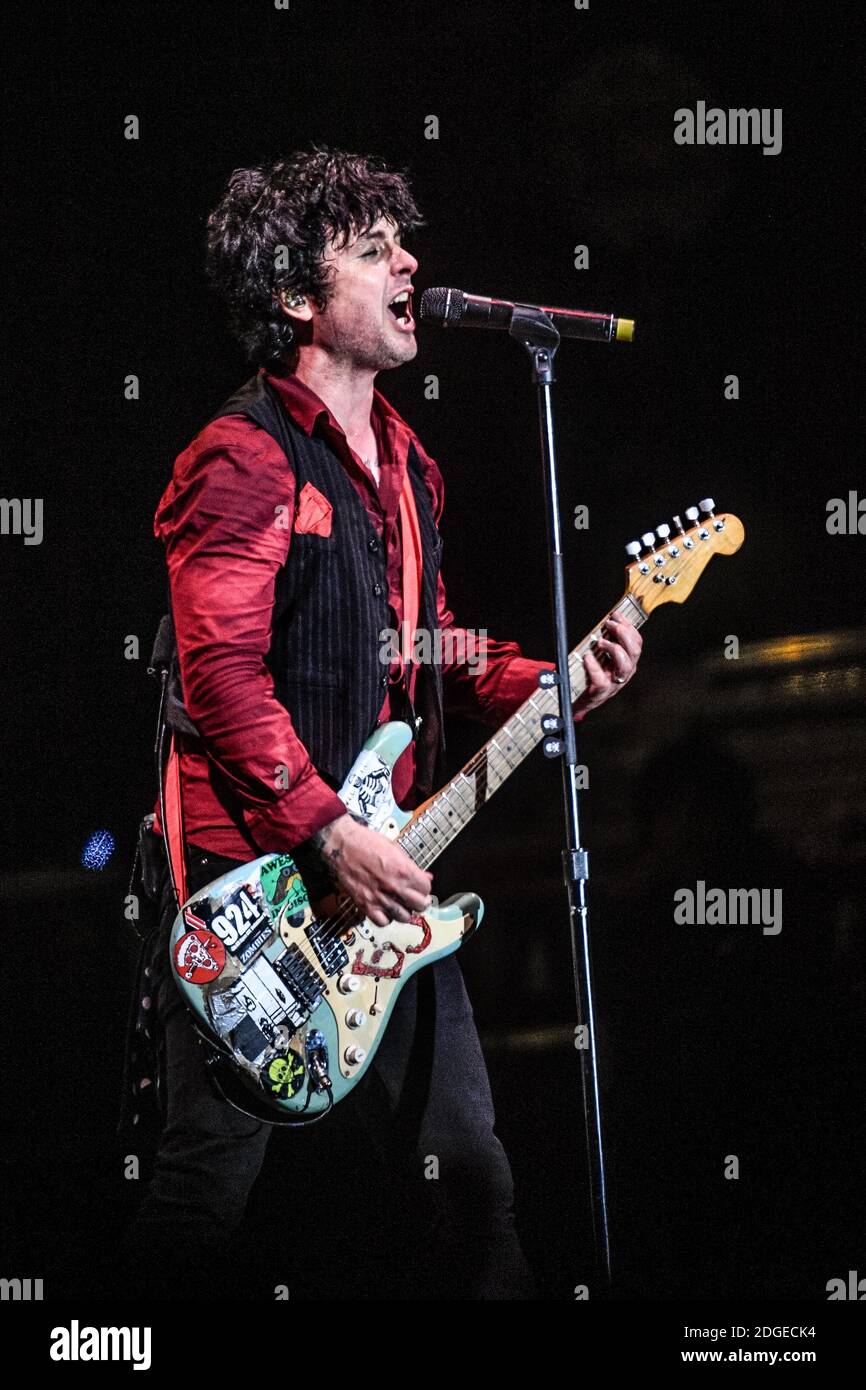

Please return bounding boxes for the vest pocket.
[291,531,337,574]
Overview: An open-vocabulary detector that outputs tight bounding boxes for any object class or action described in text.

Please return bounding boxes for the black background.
[2,0,862,1303]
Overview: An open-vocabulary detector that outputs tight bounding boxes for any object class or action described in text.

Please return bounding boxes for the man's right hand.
[312,812,433,927]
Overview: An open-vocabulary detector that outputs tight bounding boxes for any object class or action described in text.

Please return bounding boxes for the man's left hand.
[574,614,643,716]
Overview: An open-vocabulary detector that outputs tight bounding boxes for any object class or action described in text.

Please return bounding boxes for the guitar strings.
[311,629,602,948]
[289,598,646,961]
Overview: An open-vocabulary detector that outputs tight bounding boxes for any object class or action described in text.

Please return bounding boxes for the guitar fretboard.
[398,594,647,871]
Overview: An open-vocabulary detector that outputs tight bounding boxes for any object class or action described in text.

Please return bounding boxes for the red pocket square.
[293,482,333,537]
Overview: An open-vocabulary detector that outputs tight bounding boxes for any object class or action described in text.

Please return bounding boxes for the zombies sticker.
[205,884,270,956]
[233,922,272,967]
[173,929,226,984]
[184,882,275,967]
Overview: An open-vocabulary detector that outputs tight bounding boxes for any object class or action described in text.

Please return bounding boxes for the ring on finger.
[601,647,627,682]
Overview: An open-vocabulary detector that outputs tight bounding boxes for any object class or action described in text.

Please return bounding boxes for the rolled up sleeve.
[155,417,346,850]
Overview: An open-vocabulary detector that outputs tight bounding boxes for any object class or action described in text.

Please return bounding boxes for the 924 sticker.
[197,885,273,962]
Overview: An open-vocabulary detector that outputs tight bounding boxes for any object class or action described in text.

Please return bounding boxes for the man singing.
[120,144,642,1300]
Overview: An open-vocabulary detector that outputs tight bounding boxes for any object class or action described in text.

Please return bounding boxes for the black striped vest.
[202,371,446,800]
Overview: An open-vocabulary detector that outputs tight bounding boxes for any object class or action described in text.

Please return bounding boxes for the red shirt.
[152,367,578,858]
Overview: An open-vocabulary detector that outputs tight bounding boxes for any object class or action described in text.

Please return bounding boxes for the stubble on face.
[316,222,418,374]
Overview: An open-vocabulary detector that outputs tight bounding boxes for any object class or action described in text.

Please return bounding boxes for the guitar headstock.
[624,499,744,613]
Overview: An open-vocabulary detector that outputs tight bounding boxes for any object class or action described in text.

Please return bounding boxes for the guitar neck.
[398,592,648,871]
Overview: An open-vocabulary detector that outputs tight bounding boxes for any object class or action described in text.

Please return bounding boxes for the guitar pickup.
[306,920,350,976]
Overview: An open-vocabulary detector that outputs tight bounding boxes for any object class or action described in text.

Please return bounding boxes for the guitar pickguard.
[350,912,433,979]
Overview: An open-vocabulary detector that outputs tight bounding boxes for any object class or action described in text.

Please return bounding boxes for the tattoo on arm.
[311,812,366,868]
[311,824,341,865]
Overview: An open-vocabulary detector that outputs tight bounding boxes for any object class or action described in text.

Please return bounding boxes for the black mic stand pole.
[509,305,612,1293]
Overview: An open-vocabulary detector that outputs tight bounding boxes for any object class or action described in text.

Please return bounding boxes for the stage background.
[2,0,862,1300]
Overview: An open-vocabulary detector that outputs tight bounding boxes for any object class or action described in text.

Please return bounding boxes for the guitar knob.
[672,514,685,535]
[344,1045,367,1066]
[338,974,361,994]
[640,531,656,549]
[625,540,642,558]
[699,497,716,515]
[345,1009,367,1029]
[684,506,700,522]
[655,523,671,541]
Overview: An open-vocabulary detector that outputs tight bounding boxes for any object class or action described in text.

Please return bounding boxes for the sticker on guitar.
[339,750,393,830]
[178,883,277,968]
[351,912,432,978]
[174,929,226,984]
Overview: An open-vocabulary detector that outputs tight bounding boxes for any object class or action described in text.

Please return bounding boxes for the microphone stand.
[508,305,612,1293]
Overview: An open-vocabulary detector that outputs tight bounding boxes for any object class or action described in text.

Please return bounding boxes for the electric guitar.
[169,502,744,1121]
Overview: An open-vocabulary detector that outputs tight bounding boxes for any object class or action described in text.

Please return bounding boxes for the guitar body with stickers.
[169,504,744,1121]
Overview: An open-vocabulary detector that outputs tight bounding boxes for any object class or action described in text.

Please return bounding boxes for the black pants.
[120,844,535,1300]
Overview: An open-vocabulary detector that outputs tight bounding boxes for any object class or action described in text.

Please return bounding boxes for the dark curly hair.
[205,143,426,366]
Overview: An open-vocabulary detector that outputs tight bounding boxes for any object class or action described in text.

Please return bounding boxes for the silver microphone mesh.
[420,287,463,326]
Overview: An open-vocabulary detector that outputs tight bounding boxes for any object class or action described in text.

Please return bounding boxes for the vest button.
[372,582,383,597]
[368,537,379,552]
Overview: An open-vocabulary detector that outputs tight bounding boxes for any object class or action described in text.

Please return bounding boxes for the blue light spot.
[82,829,116,871]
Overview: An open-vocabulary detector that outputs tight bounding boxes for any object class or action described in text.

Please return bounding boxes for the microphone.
[420,287,634,344]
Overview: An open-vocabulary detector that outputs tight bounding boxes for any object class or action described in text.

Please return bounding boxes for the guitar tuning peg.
[655,523,671,541]
[625,540,642,558]
[640,531,656,549]
[699,497,716,516]
[672,514,685,535]
[684,506,700,522]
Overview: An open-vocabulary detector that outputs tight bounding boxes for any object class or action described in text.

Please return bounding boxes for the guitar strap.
[397,463,423,675]
[162,730,189,908]
[159,457,425,911]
